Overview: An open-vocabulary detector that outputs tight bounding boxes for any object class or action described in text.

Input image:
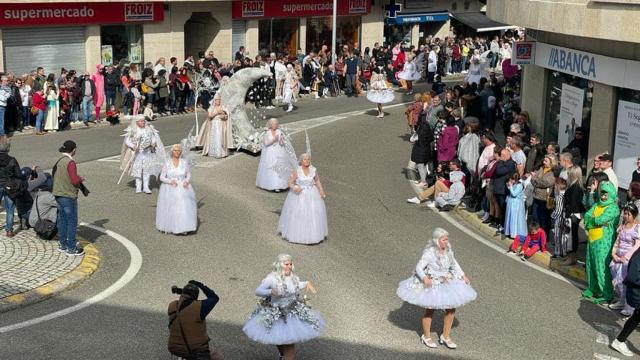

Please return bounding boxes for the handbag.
[33,195,57,240]
[546,188,555,210]
[30,106,39,115]
[409,132,419,143]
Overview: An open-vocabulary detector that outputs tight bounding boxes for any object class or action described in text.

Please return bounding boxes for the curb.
[405,169,587,284]
[0,239,100,313]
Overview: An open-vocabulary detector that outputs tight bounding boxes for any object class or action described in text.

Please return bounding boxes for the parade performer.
[609,203,640,315]
[366,73,395,118]
[120,116,166,194]
[583,181,620,303]
[283,64,297,113]
[195,93,232,158]
[466,50,486,85]
[92,64,105,122]
[277,152,328,245]
[397,228,476,349]
[156,143,197,235]
[397,53,421,95]
[243,254,324,360]
[256,118,294,192]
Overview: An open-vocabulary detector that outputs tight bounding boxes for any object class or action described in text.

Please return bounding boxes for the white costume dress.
[398,60,421,81]
[283,71,296,105]
[366,77,395,104]
[44,88,59,131]
[121,121,166,193]
[243,272,325,345]
[195,105,232,158]
[156,158,197,234]
[256,129,290,191]
[278,166,328,244]
[466,55,486,85]
[397,246,477,309]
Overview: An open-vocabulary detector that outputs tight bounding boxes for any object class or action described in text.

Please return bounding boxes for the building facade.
[488,0,640,189]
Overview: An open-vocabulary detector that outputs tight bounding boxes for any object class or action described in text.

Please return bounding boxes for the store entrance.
[258,19,298,57]
[184,12,220,59]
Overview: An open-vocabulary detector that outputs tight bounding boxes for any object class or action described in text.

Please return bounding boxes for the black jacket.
[0,152,21,187]
[563,183,585,215]
[625,250,640,308]
[104,72,120,92]
[79,79,96,98]
[492,159,516,195]
[411,116,434,164]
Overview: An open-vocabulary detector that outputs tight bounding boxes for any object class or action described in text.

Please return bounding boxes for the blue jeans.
[56,196,78,251]
[0,105,5,136]
[35,109,44,131]
[105,90,116,108]
[82,96,93,123]
[0,188,15,231]
[22,106,30,128]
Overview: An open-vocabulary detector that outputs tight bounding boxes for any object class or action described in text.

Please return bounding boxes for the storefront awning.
[384,12,449,25]
[450,11,517,32]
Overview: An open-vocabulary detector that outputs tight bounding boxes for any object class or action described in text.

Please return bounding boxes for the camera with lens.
[171,282,200,299]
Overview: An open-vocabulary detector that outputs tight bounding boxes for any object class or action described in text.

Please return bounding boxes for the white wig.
[298,152,311,164]
[425,227,451,251]
[272,253,294,276]
[266,117,279,128]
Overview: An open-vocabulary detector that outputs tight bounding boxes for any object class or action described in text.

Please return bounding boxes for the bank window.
[544,71,593,165]
[101,25,143,66]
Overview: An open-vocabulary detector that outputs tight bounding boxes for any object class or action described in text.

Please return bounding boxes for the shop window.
[101,25,143,66]
[384,24,412,47]
[258,19,299,57]
[306,16,361,54]
[544,71,593,165]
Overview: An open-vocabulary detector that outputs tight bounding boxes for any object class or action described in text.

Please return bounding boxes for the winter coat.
[492,159,516,195]
[157,77,169,98]
[457,133,480,174]
[436,125,458,162]
[28,190,57,227]
[625,249,640,308]
[411,118,434,164]
[530,168,555,201]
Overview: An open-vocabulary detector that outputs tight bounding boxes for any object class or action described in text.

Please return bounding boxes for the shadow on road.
[388,302,460,337]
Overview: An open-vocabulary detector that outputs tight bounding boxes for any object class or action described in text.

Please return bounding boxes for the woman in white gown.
[44,83,59,131]
[243,254,324,360]
[398,54,421,95]
[397,228,476,349]
[366,73,395,118]
[466,49,486,85]
[283,64,298,113]
[278,153,327,244]
[195,94,232,158]
[256,118,291,191]
[156,144,197,234]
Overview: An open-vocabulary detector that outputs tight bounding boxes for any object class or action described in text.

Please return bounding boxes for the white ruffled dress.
[398,60,421,81]
[256,129,290,191]
[243,272,325,345]
[397,247,477,309]
[366,79,395,104]
[155,159,197,234]
[277,166,328,244]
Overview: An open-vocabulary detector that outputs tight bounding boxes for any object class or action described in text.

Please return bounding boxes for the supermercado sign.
[534,42,640,91]
[232,0,370,19]
[0,2,164,26]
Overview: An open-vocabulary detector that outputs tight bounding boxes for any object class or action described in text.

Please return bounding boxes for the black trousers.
[567,215,581,254]
[494,194,507,224]
[618,308,640,342]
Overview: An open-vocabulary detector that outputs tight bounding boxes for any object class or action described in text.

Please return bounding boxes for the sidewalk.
[0,223,100,312]
[405,170,588,285]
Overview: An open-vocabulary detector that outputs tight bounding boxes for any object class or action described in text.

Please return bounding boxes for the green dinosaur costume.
[582,181,620,303]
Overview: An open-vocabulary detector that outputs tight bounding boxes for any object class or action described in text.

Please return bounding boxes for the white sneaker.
[481,213,490,222]
[426,201,436,208]
[612,339,634,357]
[609,300,625,310]
[407,197,421,204]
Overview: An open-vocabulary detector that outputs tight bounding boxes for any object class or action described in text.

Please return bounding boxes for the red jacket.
[32,92,46,111]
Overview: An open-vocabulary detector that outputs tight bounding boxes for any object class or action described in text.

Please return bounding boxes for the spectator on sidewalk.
[344,52,360,97]
[504,173,527,239]
[436,116,458,163]
[551,176,568,258]
[563,126,588,165]
[510,136,527,177]
[492,148,517,233]
[530,155,557,236]
[0,76,11,137]
[27,168,57,232]
[0,137,21,237]
[598,153,619,190]
[52,140,85,256]
[560,166,586,265]
[80,71,96,126]
[434,160,466,211]
[408,160,464,206]
[104,65,120,110]
[508,221,548,260]
[91,64,105,122]
[525,133,545,174]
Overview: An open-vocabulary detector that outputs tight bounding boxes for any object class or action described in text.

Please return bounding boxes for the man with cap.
[52,140,85,256]
[598,153,619,190]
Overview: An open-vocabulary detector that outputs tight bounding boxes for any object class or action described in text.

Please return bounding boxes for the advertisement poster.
[101,45,113,66]
[512,41,535,65]
[557,83,585,151]
[613,100,640,189]
[130,43,142,63]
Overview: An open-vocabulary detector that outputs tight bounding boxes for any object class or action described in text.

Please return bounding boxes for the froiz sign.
[547,47,596,78]
[242,1,265,17]
[349,0,367,14]
[124,3,155,21]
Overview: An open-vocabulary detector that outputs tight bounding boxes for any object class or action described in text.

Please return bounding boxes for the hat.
[21,167,33,179]
[59,140,77,153]
[599,153,613,162]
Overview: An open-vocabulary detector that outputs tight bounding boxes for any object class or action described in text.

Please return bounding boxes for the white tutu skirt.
[396,276,477,309]
[366,89,395,104]
[256,144,290,191]
[243,313,325,345]
[155,183,198,234]
[278,187,328,244]
[398,70,421,81]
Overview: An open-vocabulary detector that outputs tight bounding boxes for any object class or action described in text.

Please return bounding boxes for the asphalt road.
[1,89,636,359]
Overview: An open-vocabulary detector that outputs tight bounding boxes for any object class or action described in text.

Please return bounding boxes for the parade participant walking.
[243,254,324,360]
[195,94,232,158]
[609,203,640,316]
[120,116,166,194]
[156,144,197,235]
[52,140,85,256]
[396,228,476,349]
[283,64,297,113]
[256,118,292,192]
[583,180,620,303]
[366,73,395,118]
[398,53,421,95]
[278,153,327,245]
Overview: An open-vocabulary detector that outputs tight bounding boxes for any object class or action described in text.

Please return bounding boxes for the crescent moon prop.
[218,67,273,153]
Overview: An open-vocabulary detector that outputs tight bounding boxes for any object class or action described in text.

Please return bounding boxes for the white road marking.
[594,354,621,360]
[0,223,142,333]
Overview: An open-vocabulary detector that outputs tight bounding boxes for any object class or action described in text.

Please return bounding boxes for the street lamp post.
[331,0,337,64]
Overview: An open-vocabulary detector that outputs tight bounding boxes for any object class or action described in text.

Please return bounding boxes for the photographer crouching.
[168,280,223,360]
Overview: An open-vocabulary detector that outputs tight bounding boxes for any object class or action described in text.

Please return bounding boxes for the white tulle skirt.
[398,69,421,81]
[243,312,325,345]
[256,144,290,191]
[208,120,226,158]
[396,276,477,309]
[278,187,328,244]
[155,183,198,234]
[366,89,395,104]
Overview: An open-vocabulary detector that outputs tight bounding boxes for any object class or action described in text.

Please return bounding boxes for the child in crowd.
[143,103,156,122]
[508,221,547,260]
[551,177,568,258]
[131,81,143,116]
[105,105,120,126]
[504,173,527,239]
